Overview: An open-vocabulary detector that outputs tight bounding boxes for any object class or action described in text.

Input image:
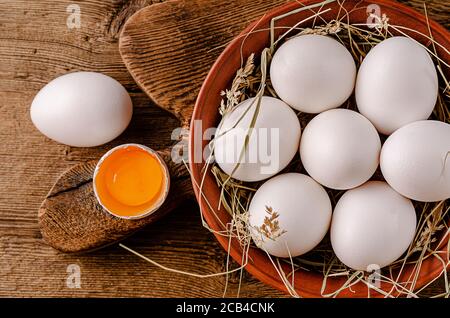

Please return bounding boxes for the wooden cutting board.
[38,0,289,253]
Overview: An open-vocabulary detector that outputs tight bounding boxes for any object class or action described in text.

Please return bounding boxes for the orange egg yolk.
[94,145,167,218]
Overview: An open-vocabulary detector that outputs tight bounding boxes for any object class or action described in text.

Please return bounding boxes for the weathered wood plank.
[0,0,448,297]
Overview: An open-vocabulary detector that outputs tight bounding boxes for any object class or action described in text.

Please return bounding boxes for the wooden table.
[0,0,448,297]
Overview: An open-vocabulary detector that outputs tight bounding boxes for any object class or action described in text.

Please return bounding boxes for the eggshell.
[356,36,438,135]
[249,173,332,258]
[300,109,381,190]
[270,34,356,113]
[331,181,417,271]
[214,96,301,182]
[31,72,133,147]
[380,120,450,202]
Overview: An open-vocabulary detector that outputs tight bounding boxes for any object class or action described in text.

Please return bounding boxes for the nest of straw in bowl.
[207,0,450,298]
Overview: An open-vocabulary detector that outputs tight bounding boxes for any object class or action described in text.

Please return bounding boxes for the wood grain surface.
[0,0,448,297]
[119,0,292,127]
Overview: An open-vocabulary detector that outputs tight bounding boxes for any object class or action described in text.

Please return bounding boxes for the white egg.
[214,96,301,182]
[356,36,438,135]
[300,109,381,190]
[331,181,417,271]
[381,120,450,202]
[31,72,133,147]
[270,34,356,113]
[249,173,332,258]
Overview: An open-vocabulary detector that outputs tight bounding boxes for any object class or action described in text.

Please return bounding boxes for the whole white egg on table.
[248,173,332,258]
[30,72,133,147]
[331,181,417,271]
[356,36,438,135]
[381,120,450,202]
[270,34,356,113]
[214,96,301,182]
[300,109,381,190]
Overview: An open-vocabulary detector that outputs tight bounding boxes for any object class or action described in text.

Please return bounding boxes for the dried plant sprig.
[256,206,287,241]
[219,53,256,116]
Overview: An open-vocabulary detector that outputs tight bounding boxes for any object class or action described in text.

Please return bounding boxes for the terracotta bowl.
[189,0,450,297]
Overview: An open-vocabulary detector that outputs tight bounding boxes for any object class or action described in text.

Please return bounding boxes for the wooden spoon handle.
[38,148,192,253]
[119,0,289,127]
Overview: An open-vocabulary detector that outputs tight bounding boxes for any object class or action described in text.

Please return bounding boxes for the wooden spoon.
[38,0,286,253]
[38,150,193,253]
